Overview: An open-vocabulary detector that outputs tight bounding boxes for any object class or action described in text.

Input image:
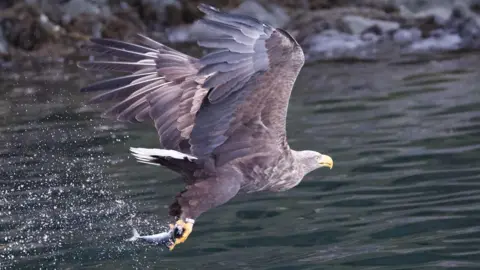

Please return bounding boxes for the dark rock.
[139,0,180,29]
[304,29,376,60]
[3,0,480,61]
[472,2,480,14]
[362,25,384,36]
[61,0,110,21]
[392,28,422,45]
[0,0,15,10]
[0,1,146,59]
[277,0,326,10]
[342,15,400,35]
[0,24,9,56]
[445,5,480,49]
[395,0,454,23]
[409,32,462,52]
[276,0,398,12]
[414,15,443,37]
[0,3,54,51]
[165,25,193,43]
[361,31,381,43]
[288,6,404,45]
[398,2,480,53]
[65,6,145,40]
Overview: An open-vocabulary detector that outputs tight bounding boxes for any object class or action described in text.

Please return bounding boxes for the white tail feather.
[126,228,141,242]
[130,147,197,166]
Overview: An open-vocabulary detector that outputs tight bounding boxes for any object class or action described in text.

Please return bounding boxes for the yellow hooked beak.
[319,154,334,169]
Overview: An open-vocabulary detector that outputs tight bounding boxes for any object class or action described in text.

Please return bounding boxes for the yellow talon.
[168,219,193,251]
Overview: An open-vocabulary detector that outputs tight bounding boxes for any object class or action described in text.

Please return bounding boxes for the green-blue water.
[2,51,480,269]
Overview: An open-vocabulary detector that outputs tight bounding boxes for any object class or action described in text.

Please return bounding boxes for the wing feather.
[188,4,304,159]
[78,4,304,164]
[117,98,149,122]
[200,50,252,65]
[89,37,158,53]
[198,37,255,53]
[89,77,160,103]
[78,35,208,151]
[102,79,167,120]
[80,73,155,92]
[81,43,157,61]
[77,61,156,73]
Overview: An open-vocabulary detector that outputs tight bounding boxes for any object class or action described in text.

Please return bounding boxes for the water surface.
[1,52,480,269]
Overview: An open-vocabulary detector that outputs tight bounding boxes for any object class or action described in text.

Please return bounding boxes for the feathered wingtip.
[196,2,266,31]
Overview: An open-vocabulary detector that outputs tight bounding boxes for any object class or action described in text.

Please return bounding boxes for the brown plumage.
[78,4,333,250]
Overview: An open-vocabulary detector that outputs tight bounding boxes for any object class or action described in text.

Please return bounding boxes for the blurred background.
[2,0,480,269]
[1,0,480,61]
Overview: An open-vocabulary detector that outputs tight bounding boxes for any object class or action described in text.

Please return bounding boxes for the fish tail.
[126,228,141,242]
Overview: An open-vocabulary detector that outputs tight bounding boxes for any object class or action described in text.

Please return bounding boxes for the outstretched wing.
[189,4,305,160]
[78,4,304,164]
[78,35,209,152]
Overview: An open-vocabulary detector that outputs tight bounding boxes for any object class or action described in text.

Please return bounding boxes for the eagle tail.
[129,147,199,176]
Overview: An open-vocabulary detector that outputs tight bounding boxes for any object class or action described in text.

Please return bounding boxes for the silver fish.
[126,228,173,246]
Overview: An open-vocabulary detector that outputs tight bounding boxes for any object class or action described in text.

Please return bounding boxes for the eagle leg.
[167,172,242,250]
[168,219,194,250]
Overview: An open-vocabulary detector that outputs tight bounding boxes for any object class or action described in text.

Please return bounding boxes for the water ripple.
[2,53,480,269]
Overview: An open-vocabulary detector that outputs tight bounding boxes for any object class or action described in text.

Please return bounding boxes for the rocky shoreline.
[1,0,480,62]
